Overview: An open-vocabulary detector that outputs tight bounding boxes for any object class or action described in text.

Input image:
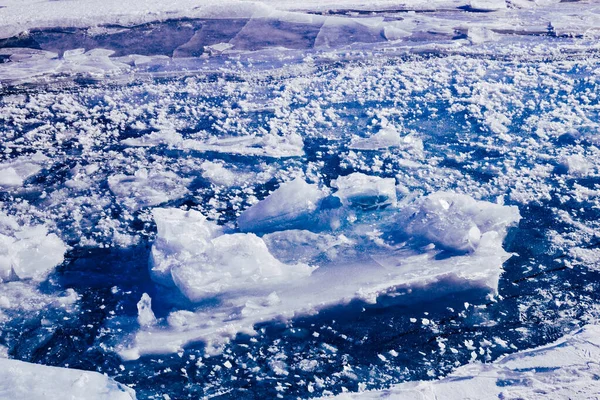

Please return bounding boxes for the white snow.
[325,324,600,400]
[0,358,136,400]
[0,211,67,282]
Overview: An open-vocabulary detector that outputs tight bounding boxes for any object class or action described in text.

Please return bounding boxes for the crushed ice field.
[1,1,600,399]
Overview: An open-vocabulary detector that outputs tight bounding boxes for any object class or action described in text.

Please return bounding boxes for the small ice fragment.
[331,173,396,209]
[237,178,327,233]
[137,293,156,327]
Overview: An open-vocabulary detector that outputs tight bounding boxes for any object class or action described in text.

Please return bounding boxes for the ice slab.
[0,358,136,400]
[0,152,49,188]
[238,178,328,233]
[0,211,67,282]
[122,130,304,158]
[331,173,396,209]
[325,324,600,400]
[118,184,520,359]
[108,169,190,212]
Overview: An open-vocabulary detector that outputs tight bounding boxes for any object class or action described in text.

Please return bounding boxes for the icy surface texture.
[0,357,136,400]
[326,324,600,400]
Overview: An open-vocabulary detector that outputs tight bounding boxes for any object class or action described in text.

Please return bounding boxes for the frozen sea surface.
[1,1,600,399]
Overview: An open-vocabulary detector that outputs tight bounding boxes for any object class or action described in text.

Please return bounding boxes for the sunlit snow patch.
[118,176,520,359]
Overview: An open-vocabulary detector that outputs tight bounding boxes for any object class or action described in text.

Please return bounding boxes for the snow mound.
[325,324,600,400]
[0,211,67,282]
[398,192,521,253]
[0,358,136,400]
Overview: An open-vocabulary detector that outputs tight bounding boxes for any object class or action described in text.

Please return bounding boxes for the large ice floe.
[0,357,136,400]
[326,324,600,400]
[118,176,520,359]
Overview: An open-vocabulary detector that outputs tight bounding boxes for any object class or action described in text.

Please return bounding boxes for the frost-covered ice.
[0,358,136,400]
[325,324,600,400]
[118,180,520,358]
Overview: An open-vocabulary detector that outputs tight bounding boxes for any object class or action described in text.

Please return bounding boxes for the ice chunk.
[0,212,67,282]
[324,324,600,400]
[119,194,517,358]
[122,131,304,158]
[137,293,156,327]
[559,154,593,177]
[108,169,190,211]
[150,208,223,287]
[237,178,328,233]
[331,173,396,209]
[0,152,49,188]
[171,231,315,301]
[120,129,184,148]
[182,132,305,158]
[398,192,521,253]
[150,208,315,300]
[349,126,403,150]
[0,358,136,400]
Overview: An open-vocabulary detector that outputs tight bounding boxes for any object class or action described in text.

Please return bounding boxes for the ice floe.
[108,169,190,211]
[0,357,136,400]
[118,178,520,359]
[0,152,49,189]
